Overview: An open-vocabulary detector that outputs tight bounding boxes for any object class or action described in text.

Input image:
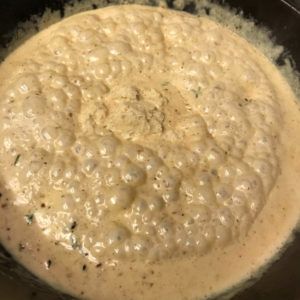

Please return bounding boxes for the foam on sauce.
[0,4,300,300]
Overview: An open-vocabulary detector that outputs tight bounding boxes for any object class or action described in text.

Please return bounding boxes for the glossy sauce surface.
[0,5,300,300]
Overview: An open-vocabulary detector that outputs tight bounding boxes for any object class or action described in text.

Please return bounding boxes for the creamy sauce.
[0,5,300,300]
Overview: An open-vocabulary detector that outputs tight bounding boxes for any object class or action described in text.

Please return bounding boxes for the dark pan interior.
[218,0,300,68]
[0,0,299,299]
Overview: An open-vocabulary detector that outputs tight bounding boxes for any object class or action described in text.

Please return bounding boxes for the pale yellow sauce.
[0,5,300,300]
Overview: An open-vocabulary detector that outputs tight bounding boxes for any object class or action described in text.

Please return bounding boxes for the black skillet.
[0,0,299,299]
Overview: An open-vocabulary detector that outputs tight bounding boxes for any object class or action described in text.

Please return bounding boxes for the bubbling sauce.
[0,5,299,300]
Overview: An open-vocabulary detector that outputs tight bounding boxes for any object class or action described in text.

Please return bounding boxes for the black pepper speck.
[18,243,25,251]
[45,259,52,269]
[70,221,77,230]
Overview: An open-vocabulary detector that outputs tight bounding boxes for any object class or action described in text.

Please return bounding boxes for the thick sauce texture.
[0,5,300,300]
